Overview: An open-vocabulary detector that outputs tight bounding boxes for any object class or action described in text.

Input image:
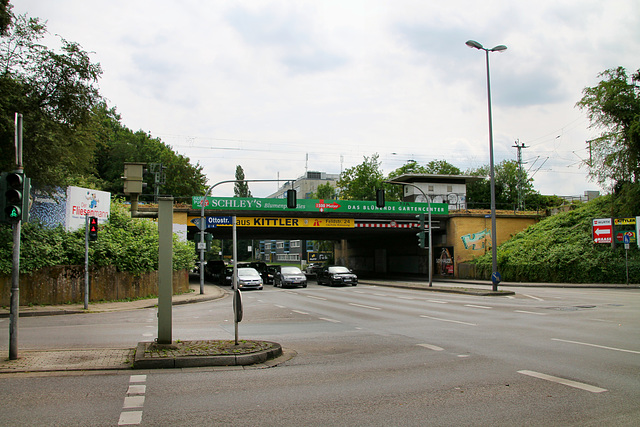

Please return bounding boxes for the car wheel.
[302,284,307,288]
[352,283,357,286]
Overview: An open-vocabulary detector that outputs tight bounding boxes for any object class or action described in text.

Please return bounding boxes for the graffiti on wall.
[461,228,490,250]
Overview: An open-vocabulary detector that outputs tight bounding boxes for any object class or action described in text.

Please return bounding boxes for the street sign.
[191,216,234,230]
[592,218,612,244]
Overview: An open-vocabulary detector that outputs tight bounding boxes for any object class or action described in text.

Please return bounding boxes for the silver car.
[274,266,307,288]
[235,267,263,290]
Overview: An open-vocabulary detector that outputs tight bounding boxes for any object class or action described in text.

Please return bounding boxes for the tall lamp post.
[465,39,506,291]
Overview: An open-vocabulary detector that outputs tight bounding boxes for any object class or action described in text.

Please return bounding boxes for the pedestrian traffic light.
[415,213,425,249]
[88,216,98,241]
[376,189,385,208]
[1,171,28,223]
[287,189,297,209]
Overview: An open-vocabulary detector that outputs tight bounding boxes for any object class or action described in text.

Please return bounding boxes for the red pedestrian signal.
[89,216,98,241]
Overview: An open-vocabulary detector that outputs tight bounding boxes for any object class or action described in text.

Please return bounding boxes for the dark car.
[240,261,272,284]
[205,260,226,285]
[274,266,307,288]
[317,266,358,286]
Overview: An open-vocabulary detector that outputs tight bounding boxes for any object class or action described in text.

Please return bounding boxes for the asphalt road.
[1,281,639,426]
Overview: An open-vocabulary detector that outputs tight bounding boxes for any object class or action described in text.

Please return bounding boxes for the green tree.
[0,12,102,188]
[424,159,461,175]
[311,182,337,199]
[87,103,207,201]
[576,66,640,186]
[234,165,252,197]
[337,154,383,200]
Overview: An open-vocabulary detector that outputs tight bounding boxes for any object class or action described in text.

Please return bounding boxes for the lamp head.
[490,45,507,52]
[465,40,484,50]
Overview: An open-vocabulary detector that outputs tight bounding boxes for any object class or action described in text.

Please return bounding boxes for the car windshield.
[328,266,350,274]
[281,267,302,274]
[237,268,260,277]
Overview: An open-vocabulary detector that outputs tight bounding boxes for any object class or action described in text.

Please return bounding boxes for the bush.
[472,195,640,283]
[0,199,195,275]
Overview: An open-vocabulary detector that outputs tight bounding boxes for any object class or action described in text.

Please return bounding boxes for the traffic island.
[133,340,283,369]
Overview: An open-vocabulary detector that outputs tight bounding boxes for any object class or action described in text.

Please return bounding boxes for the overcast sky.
[14,0,640,197]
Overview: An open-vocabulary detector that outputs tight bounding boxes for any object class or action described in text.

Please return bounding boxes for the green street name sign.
[192,197,448,215]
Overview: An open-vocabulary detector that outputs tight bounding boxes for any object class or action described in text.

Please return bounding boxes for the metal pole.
[485,49,499,291]
[157,197,173,344]
[84,215,89,310]
[232,215,239,345]
[9,221,20,360]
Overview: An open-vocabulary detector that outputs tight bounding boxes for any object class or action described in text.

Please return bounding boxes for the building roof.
[389,174,484,185]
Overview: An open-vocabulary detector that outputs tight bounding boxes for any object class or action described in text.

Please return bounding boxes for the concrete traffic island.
[133,340,283,369]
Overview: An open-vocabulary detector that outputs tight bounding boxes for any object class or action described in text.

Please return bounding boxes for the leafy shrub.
[0,199,195,275]
[473,195,640,283]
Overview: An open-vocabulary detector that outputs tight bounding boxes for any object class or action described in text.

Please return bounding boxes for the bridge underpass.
[185,209,449,277]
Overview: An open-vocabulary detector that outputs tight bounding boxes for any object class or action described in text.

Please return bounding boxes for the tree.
[337,154,383,200]
[234,165,252,197]
[424,159,461,175]
[576,67,640,187]
[312,182,336,199]
[466,161,543,210]
[0,12,102,188]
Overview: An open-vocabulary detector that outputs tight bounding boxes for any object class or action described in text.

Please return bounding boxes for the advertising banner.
[192,197,448,215]
[65,186,111,231]
[188,216,355,228]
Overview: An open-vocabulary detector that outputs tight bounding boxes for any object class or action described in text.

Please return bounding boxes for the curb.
[132,341,283,370]
[360,280,515,296]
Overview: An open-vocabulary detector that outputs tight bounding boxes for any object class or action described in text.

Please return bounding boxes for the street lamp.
[465,39,506,291]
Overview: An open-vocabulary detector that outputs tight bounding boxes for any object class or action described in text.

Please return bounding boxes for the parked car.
[305,262,324,275]
[248,261,272,284]
[205,260,227,285]
[268,265,281,285]
[317,266,358,286]
[274,266,307,288]
[236,267,263,290]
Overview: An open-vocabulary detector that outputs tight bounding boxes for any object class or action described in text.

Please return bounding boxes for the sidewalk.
[0,282,226,318]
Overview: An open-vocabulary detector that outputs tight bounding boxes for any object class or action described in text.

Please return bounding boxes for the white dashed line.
[427,299,448,304]
[464,304,492,309]
[319,317,341,323]
[307,295,327,301]
[420,315,477,326]
[518,370,607,393]
[552,338,640,355]
[119,375,147,425]
[514,310,546,316]
[292,310,309,315]
[349,303,381,310]
[522,294,544,301]
[417,343,444,351]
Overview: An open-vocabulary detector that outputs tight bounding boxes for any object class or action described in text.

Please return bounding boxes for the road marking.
[590,318,615,323]
[292,310,309,315]
[514,310,546,316]
[307,295,327,301]
[428,299,448,304]
[373,293,388,296]
[349,303,381,310]
[319,317,341,323]
[119,411,143,425]
[417,343,444,351]
[274,304,286,308]
[517,370,607,393]
[420,315,477,326]
[119,375,147,425]
[522,294,544,301]
[142,333,153,337]
[464,304,492,309]
[398,296,416,300]
[552,338,640,355]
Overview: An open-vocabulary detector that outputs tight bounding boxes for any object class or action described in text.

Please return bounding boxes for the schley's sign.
[192,197,448,215]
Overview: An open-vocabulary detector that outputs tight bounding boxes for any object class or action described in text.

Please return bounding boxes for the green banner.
[192,197,448,215]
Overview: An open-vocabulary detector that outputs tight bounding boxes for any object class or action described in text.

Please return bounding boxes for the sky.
[14,0,640,198]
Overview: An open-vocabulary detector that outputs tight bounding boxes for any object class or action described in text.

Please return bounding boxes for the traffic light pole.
[9,113,23,360]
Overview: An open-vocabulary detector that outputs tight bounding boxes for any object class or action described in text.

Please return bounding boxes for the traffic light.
[415,213,425,249]
[1,171,29,223]
[376,189,385,208]
[88,217,99,241]
[286,189,297,209]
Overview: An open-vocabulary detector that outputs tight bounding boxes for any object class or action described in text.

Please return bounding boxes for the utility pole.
[513,139,528,211]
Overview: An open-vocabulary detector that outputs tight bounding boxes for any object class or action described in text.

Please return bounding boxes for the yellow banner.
[188,216,354,228]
